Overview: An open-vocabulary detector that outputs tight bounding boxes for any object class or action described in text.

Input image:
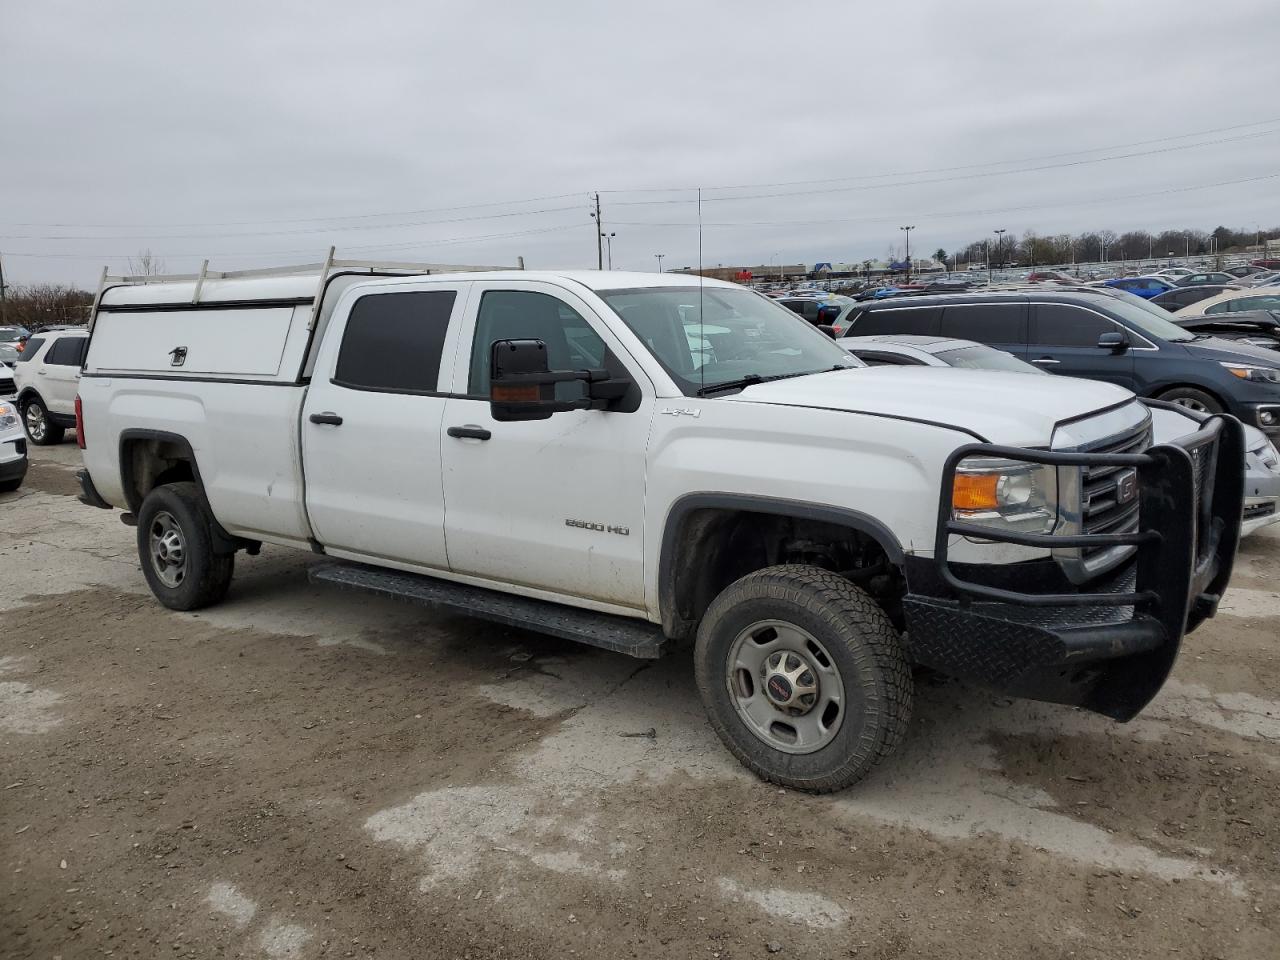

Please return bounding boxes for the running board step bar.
[308,562,667,659]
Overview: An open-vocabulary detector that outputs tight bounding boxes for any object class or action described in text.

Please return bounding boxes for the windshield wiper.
[696,367,846,396]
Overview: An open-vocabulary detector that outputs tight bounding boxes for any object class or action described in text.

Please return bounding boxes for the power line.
[1,221,587,262]
[605,170,1280,230]
[600,116,1280,195]
[2,191,587,230]
[606,128,1280,206]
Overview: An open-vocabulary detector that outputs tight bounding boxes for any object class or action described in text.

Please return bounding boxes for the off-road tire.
[137,482,234,611]
[22,396,65,445]
[694,564,912,793]
[1157,386,1223,415]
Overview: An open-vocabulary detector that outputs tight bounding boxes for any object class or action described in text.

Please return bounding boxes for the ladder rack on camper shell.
[86,246,526,333]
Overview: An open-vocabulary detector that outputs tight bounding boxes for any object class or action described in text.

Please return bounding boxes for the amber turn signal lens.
[492,384,540,402]
[952,473,1000,511]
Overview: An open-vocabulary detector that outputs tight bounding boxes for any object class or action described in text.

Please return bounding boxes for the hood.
[723,367,1135,445]
[1184,336,1280,365]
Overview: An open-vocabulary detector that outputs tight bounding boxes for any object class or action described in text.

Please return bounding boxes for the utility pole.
[0,251,7,320]
[655,253,665,273]
[589,193,604,270]
[899,225,915,282]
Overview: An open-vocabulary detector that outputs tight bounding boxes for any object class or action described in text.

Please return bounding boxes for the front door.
[440,281,652,610]
[302,284,467,568]
[1028,303,1135,388]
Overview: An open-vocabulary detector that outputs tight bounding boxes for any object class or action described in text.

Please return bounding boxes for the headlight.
[0,402,17,430]
[1220,362,1280,383]
[952,457,1059,535]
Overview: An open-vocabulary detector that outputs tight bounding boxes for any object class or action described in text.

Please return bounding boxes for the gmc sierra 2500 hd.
[75,258,1244,792]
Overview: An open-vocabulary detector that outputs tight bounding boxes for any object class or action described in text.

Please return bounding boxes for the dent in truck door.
[302,286,466,568]
[439,282,651,609]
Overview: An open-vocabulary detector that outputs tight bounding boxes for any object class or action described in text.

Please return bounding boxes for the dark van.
[840,289,1280,438]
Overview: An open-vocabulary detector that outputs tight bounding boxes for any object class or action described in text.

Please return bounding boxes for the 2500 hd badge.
[565,518,630,536]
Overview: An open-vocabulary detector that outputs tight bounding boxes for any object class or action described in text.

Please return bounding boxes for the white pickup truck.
[76,260,1245,791]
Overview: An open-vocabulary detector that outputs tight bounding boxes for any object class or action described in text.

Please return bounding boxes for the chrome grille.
[0,376,13,395]
[1079,420,1151,557]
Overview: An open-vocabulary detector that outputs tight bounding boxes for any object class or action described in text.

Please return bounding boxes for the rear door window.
[44,337,87,366]
[1031,304,1115,347]
[852,306,941,336]
[1206,295,1280,315]
[334,290,456,393]
[940,303,1027,344]
[15,336,44,362]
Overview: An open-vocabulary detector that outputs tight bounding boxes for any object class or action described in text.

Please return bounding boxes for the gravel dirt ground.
[2,440,1278,960]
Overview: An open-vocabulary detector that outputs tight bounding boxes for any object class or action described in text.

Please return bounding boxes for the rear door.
[938,302,1029,358]
[302,283,468,568]
[1028,303,1135,387]
[40,336,87,414]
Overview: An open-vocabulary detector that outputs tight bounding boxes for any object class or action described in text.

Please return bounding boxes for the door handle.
[309,412,344,426]
[36,370,46,375]
[447,425,492,441]
[1031,358,1061,365]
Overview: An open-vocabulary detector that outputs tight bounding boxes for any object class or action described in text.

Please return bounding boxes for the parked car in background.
[1026,270,1076,282]
[11,328,87,444]
[1173,310,1280,351]
[1150,283,1239,312]
[1245,271,1280,287]
[778,294,858,333]
[1103,276,1178,299]
[0,325,31,352]
[1224,264,1268,279]
[1174,286,1280,317]
[0,343,18,396]
[1175,272,1239,286]
[843,333,1280,538]
[1154,268,1194,280]
[841,334,1047,374]
[838,289,1280,433]
[0,398,27,492]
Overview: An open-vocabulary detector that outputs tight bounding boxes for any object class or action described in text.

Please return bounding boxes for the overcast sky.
[2,0,1277,286]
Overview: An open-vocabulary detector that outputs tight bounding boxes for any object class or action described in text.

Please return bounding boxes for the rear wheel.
[136,482,234,610]
[694,564,913,793]
[1157,386,1223,415]
[22,397,64,445]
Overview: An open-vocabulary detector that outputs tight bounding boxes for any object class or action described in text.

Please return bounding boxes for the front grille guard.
[933,415,1244,622]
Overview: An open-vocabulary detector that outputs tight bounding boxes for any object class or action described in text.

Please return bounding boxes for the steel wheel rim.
[148,511,188,589]
[725,619,846,755]
[25,404,46,441]
[1171,396,1210,413]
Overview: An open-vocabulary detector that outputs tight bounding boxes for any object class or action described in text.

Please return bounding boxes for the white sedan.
[0,399,27,492]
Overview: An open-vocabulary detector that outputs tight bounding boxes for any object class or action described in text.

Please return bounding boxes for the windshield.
[598,286,858,396]
[0,327,28,343]
[0,344,18,363]
[934,344,1046,374]
[1097,291,1196,341]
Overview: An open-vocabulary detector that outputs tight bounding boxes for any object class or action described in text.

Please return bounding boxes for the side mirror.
[1097,331,1129,352]
[489,339,626,422]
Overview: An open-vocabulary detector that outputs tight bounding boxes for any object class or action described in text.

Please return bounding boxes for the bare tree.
[4,284,94,330]
[128,249,166,277]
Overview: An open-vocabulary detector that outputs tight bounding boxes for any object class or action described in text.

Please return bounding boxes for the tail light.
[75,394,85,449]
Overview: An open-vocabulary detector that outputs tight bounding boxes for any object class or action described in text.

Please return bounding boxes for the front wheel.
[1157,386,1223,415]
[694,565,913,793]
[136,482,234,610]
[22,397,64,445]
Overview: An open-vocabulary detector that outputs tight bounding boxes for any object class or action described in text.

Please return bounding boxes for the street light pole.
[899,225,915,282]
[655,253,664,273]
[993,228,1006,282]
[604,232,616,270]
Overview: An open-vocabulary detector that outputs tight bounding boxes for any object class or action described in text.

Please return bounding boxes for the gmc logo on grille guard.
[1115,469,1139,506]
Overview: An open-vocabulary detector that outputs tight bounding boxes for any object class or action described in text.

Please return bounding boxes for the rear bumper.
[903,414,1244,721]
[77,468,113,509]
